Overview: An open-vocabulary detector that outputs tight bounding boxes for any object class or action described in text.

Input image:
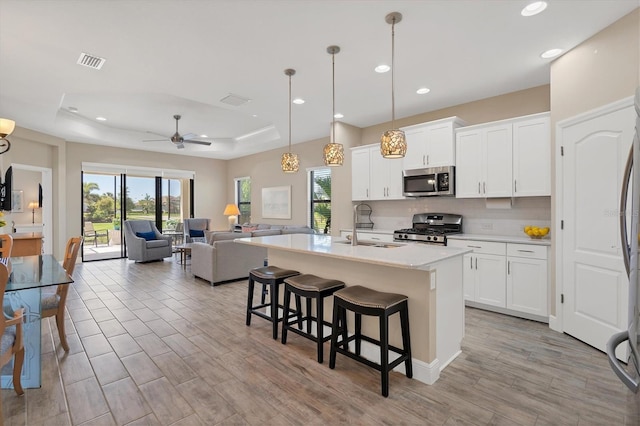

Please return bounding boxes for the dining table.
[1,255,73,389]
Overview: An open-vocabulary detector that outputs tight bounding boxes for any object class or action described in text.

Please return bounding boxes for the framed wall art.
[11,190,23,213]
[262,186,291,219]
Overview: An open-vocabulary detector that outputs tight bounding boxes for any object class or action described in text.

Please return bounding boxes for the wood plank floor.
[2,258,640,425]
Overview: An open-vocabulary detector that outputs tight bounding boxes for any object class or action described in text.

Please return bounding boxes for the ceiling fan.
[143,114,212,149]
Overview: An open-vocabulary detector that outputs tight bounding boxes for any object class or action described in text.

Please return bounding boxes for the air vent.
[220,93,251,107]
[77,53,106,70]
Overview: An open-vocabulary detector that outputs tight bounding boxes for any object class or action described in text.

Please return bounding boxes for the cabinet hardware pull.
[478,182,481,194]
[423,154,425,165]
[470,257,473,268]
[426,154,429,165]
[468,245,482,248]
[508,261,510,274]
[475,258,478,269]
[514,180,517,193]
[517,250,535,253]
[483,182,486,194]
[372,237,380,240]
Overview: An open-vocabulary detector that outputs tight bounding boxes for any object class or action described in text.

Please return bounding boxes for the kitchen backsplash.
[359,196,551,237]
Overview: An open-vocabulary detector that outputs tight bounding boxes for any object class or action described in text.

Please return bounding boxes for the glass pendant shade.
[380,129,407,158]
[281,152,299,173]
[323,142,344,166]
[0,118,15,138]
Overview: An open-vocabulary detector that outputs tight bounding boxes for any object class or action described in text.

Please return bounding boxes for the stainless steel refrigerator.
[608,87,640,392]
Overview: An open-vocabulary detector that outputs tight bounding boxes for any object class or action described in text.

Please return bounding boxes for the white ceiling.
[1,0,638,160]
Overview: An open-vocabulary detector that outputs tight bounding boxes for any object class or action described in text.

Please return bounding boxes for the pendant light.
[323,45,344,167]
[281,68,300,173]
[380,12,406,159]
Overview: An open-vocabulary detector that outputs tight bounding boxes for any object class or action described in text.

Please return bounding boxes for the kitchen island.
[236,233,470,385]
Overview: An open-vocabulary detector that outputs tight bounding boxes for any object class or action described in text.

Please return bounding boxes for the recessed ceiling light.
[416,87,431,95]
[96,116,107,121]
[200,134,208,138]
[252,114,258,117]
[292,98,305,105]
[334,113,344,119]
[521,1,547,17]
[68,106,78,113]
[540,48,563,59]
[375,64,390,73]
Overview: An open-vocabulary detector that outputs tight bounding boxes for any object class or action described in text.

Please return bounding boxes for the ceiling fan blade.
[142,139,169,142]
[183,140,212,146]
[177,143,185,150]
[181,133,197,140]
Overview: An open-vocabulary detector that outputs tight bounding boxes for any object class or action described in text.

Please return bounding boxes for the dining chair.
[0,233,13,258]
[41,236,82,351]
[0,262,25,420]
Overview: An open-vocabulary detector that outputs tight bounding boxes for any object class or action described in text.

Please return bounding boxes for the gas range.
[393,213,463,245]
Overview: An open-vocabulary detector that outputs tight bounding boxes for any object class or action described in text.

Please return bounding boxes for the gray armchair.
[124,220,172,262]
[184,218,211,243]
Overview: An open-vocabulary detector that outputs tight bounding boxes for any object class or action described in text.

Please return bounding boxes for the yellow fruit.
[524,226,532,233]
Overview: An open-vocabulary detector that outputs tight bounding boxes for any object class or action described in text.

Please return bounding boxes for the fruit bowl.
[524,226,549,239]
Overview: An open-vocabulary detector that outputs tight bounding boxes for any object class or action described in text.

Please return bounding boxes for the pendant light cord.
[332,52,336,144]
[391,16,396,130]
[288,73,292,151]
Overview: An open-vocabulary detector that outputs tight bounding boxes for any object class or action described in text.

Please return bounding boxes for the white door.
[403,127,426,170]
[425,122,454,167]
[561,104,635,356]
[475,253,506,307]
[455,130,483,198]
[507,257,548,316]
[483,124,513,197]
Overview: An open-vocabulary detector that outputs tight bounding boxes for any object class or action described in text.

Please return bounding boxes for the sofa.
[123,220,173,262]
[191,224,315,285]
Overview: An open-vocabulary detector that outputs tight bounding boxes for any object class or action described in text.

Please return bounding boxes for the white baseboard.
[548,314,560,332]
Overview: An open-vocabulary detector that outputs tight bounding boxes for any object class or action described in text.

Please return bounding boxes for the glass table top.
[5,255,73,291]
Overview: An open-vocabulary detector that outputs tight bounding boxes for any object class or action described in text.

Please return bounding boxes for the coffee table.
[175,243,193,269]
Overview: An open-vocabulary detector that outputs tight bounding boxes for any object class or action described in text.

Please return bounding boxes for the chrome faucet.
[352,204,358,246]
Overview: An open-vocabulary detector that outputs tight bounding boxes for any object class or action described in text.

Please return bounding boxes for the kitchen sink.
[334,240,403,248]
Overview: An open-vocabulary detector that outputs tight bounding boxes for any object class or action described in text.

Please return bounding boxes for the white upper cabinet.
[351,146,371,201]
[351,145,404,201]
[512,115,551,196]
[402,117,466,170]
[455,112,550,198]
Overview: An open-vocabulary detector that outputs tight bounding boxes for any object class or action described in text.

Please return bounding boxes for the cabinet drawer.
[448,239,506,255]
[507,243,547,260]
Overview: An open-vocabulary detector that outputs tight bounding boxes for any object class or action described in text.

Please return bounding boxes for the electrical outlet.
[480,223,493,230]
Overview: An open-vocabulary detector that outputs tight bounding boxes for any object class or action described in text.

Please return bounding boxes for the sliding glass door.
[82,171,189,262]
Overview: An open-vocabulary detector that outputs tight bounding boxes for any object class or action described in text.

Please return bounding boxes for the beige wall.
[549,8,640,316]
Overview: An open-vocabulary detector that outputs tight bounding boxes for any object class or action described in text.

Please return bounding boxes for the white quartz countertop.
[236,233,470,270]
[448,233,551,246]
[339,228,396,235]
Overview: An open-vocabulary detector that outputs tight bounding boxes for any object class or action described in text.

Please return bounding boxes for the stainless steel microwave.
[403,166,455,197]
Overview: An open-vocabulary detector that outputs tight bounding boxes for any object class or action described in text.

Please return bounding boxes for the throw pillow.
[242,225,259,233]
[189,229,205,238]
[136,231,156,241]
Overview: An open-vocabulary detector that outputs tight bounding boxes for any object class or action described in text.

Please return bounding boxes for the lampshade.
[380,12,407,159]
[323,45,344,167]
[0,118,15,138]
[380,129,407,158]
[223,204,240,216]
[281,152,299,173]
[28,201,39,210]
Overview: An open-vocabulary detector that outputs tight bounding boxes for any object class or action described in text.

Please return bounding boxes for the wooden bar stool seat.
[329,285,412,397]
[281,274,345,363]
[246,266,300,339]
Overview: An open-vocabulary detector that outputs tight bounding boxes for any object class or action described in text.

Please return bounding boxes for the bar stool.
[329,285,412,397]
[246,266,300,339]
[281,274,345,363]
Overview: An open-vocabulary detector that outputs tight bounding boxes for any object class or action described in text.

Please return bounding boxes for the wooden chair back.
[0,262,25,401]
[0,233,13,258]
[57,236,82,303]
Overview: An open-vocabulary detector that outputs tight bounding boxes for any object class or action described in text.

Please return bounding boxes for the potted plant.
[112,217,121,230]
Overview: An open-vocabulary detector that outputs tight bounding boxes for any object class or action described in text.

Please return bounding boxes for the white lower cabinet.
[506,244,548,316]
[449,239,548,321]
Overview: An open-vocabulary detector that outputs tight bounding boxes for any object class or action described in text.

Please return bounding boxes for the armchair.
[123,220,172,262]
[184,218,211,243]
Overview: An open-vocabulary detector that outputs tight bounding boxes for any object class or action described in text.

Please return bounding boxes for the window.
[309,168,331,233]
[235,177,251,225]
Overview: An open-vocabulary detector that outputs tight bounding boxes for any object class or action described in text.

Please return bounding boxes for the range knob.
[432,236,439,243]
[426,236,432,241]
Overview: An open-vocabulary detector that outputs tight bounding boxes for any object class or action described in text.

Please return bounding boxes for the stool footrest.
[334,333,410,371]
[284,318,334,343]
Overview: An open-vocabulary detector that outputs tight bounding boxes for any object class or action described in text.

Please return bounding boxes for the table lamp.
[28,201,39,224]
[223,204,241,231]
